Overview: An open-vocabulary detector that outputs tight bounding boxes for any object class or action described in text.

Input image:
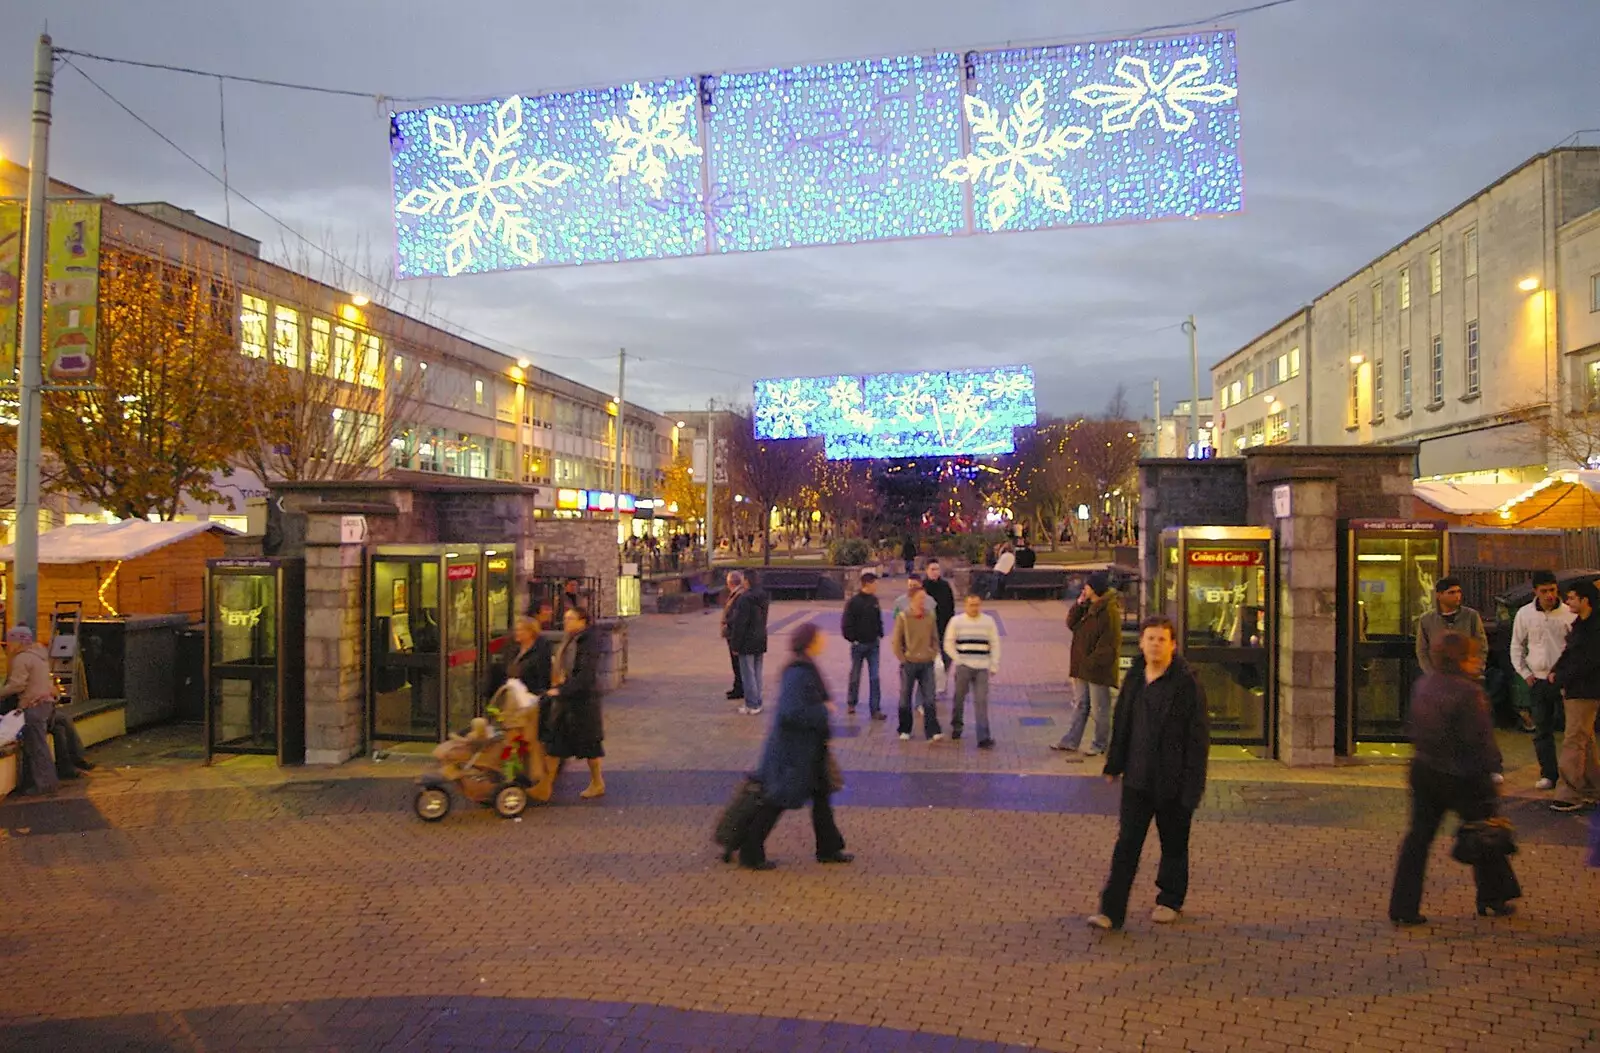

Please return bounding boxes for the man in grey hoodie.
[1415,577,1487,677]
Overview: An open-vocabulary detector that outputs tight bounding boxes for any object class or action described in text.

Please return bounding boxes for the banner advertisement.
[0,203,21,380]
[44,201,101,384]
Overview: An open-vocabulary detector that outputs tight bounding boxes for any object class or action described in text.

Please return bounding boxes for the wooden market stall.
[1412,472,1600,529]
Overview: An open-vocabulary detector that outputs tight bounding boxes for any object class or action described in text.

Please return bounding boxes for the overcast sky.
[3,0,1597,418]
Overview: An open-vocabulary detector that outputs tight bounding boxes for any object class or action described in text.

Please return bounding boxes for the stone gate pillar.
[1271,472,1339,766]
[302,510,366,764]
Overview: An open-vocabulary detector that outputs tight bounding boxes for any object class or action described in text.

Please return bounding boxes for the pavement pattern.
[3,594,1600,1053]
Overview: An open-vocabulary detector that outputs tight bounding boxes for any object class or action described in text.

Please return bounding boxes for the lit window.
[1372,358,1384,422]
[475,379,485,405]
[1266,410,1289,445]
[1219,386,1229,410]
[309,318,331,375]
[272,305,301,369]
[358,334,382,389]
[1289,346,1301,377]
[1463,227,1478,278]
[1348,364,1360,427]
[1399,268,1411,311]
[1231,380,1242,404]
[1465,320,1480,396]
[333,325,358,384]
[240,294,268,359]
[1430,335,1444,403]
[1246,372,1256,397]
[1400,347,1413,412]
[1429,248,1442,295]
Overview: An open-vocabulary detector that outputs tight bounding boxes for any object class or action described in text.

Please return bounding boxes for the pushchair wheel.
[493,783,529,819]
[414,787,452,822]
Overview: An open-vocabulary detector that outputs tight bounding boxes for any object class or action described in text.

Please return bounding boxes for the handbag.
[1452,815,1518,865]
[822,748,844,794]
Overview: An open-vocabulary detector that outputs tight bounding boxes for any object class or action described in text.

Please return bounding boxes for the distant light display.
[754,367,1036,460]
[390,31,1240,278]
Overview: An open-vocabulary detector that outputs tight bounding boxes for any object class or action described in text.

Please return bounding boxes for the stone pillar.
[1273,476,1339,766]
[302,511,365,765]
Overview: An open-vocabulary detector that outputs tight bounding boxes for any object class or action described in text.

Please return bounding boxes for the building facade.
[1142,396,1216,458]
[0,161,675,536]
[1211,147,1600,482]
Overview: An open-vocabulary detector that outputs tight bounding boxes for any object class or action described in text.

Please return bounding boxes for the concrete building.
[1141,396,1216,458]
[1210,147,1600,482]
[0,161,674,536]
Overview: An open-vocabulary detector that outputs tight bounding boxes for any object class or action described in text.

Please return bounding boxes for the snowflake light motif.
[941,383,989,430]
[758,380,821,439]
[825,377,863,412]
[594,85,704,199]
[1070,55,1238,134]
[982,372,1033,401]
[941,78,1093,231]
[884,376,934,426]
[394,96,577,277]
[843,407,878,432]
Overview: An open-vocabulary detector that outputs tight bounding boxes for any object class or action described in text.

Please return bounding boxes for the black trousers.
[1528,679,1564,783]
[1099,786,1194,927]
[729,646,744,696]
[1389,764,1521,919]
[739,791,844,866]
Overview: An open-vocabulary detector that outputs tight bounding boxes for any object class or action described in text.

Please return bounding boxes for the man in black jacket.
[841,572,887,719]
[1089,615,1210,931]
[1551,578,1600,811]
[727,570,770,715]
[923,560,957,694]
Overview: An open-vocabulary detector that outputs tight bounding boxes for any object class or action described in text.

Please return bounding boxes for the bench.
[753,569,825,601]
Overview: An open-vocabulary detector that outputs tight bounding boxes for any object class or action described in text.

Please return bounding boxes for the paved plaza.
[3,593,1600,1052]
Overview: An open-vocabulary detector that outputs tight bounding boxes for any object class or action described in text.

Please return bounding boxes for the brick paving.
[3,593,1600,1052]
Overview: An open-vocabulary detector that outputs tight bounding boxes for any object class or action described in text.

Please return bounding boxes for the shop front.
[1159,527,1275,751]
[1337,519,1448,754]
[204,558,306,764]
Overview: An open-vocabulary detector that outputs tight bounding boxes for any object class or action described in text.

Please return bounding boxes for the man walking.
[0,625,60,797]
[1511,570,1574,791]
[1053,571,1122,758]
[841,572,887,720]
[1088,615,1210,931]
[892,587,942,742]
[923,560,956,695]
[944,592,1001,748]
[892,573,921,618]
[726,570,770,715]
[1550,579,1600,812]
[1415,577,1487,676]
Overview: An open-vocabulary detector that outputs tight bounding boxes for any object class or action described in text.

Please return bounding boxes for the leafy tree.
[660,447,706,528]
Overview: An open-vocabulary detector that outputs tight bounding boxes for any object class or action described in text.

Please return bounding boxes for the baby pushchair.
[412,679,548,822]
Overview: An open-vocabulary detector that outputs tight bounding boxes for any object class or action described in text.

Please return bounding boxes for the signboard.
[339,515,368,545]
[0,203,21,379]
[1272,484,1292,520]
[446,563,478,581]
[1349,519,1446,532]
[691,438,707,479]
[1187,547,1265,567]
[556,488,588,511]
[588,490,615,512]
[44,201,100,383]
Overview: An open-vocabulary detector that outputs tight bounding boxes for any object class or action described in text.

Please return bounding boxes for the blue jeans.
[1059,679,1112,752]
[847,641,882,714]
[898,661,940,738]
[737,654,765,711]
[951,666,990,742]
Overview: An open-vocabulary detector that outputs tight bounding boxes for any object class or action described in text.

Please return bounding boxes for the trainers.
[871,712,887,721]
[1084,745,1105,757]
[899,733,911,741]
[930,733,943,742]
[1086,914,1116,931]
[1049,743,1078,752]
[977,739,995,750]
[1535,777,1556,791]
[1550,799,1587,812]
[950,730,962,741]
[737,706,763,716]
[1151,905,1180,924]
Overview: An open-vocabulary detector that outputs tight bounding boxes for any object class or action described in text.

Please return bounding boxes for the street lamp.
[350,293,370,307]
[1518,276,1541,292]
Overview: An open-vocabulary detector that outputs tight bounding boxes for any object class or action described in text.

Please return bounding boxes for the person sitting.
[0,626,60,797]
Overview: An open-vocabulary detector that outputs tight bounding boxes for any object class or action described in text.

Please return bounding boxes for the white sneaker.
[1086,913,1114,930]
[1084,745,1105,757]
[931,733,943,742]
[899,733,911,741]
[1151,905,1180,924]
[1535,777,1556,791]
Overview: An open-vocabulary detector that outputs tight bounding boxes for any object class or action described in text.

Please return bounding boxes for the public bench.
[1001,568,1072,600]
[754,569,825,601]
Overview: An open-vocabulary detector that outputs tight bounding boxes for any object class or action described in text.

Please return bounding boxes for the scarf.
[553,631,579,687]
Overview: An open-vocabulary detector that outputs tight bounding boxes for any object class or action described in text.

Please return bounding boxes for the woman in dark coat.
[542,606,605,799]
[739,623,853,870]
[1389,631,1521,925]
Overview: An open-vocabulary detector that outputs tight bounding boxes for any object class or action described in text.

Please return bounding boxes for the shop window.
[241,294,268,359]
[272,305,301,369]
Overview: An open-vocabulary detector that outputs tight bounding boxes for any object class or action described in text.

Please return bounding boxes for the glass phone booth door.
[1161,527,1275,749]
[370,546,482,742]
[1338,520,1446,752]
[205,558,305,765]
[481,548,515,693]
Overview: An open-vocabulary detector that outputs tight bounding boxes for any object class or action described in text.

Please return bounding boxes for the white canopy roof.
[1413,471,1600,516]
[0,520,237,565]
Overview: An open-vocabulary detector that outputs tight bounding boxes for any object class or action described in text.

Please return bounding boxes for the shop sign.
[218,604,265,628]
[487,557,509,573]
[1187,547,1264,567]
[587,490,615,512]
[340,515,367,544]
[447,563,477,581]
[1350,519,1445,532]
[556,488,587,511]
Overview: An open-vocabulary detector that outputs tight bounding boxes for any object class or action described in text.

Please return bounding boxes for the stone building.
[1210,146,1600,482]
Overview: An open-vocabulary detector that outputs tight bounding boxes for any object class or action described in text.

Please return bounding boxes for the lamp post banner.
[44,200,100,384]
[0,203,20,379]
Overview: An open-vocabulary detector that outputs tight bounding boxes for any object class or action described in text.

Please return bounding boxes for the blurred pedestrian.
[1054,572,1122,758]
[1551,579,1600,812]
[739,623,852,870]
[1089,616,1209,931]
[1388,631,1520,923]
[1510,570,1573,791]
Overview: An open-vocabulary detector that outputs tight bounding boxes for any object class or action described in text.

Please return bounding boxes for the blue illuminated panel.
[389,31,1241,278]
[706,55,965,252]
[754,367,1036,460]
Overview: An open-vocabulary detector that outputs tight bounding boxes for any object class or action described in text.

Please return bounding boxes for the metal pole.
[612,348,625,524]
[1152,378,1161,456]
[1184,314,1200,459]
[704,402,715,571]
[15,34,53,636]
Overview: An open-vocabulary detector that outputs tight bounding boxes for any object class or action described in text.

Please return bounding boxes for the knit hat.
[6,625,34,645]
[1087,571,1111,596]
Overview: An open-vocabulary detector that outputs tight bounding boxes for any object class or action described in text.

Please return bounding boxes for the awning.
[0,520,238,565]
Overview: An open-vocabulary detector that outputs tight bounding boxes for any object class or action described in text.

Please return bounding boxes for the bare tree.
[720,408,820,565]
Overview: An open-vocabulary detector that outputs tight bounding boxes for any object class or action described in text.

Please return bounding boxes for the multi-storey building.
[0,161,674,535]
[1211,147,1600,481]
[1141,396,1216,458]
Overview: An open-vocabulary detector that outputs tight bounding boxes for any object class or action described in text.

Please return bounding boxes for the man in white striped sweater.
[944,593,1002,749]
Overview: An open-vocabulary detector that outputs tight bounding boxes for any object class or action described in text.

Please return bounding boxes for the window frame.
[1400,346,1413,413]
[1429,248,1443,295]
[1371,357,1385,423]
[271,304,301,370]
[1465,319,1480,397]
[1430,335,1445,405]
[240,293,269,360]
[1399,268,1412,311]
